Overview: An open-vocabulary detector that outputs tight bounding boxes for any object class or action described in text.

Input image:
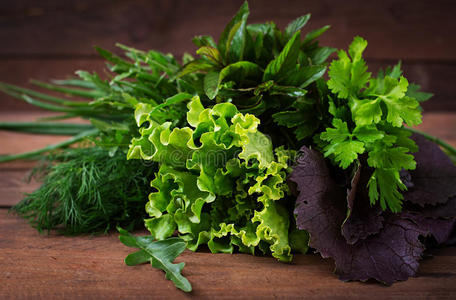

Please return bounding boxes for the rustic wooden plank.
[1,0,455,60]
[0,209,455,299]
[0,59,455,111]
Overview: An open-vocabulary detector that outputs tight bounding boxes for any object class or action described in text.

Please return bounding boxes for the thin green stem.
[0,122,94,135]
[52,79,97,89]
[0,82,90,107]
[405,127,456,156]
[30,80,103,99]
[0,129,99,163]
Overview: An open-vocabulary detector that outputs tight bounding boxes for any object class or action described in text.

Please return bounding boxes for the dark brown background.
[1,0,455,111]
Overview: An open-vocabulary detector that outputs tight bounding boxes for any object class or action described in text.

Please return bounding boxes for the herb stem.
[0,122,94,135]
[405,127,456,156]
[0,129,99,163]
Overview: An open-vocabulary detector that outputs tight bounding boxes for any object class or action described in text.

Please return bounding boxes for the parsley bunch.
[318,37,431,212]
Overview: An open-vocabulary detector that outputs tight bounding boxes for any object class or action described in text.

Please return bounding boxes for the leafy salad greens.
[1,1,455,293]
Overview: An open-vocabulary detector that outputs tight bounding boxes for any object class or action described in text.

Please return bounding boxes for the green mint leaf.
[285,14,310,39]
[285,65,326,87]
[192,35,217,48]
[309,46,336,65]
[178,59,217,77]
[217,1,249,63]
[118,228,192,292]
[263,30,301,82]
[204,61,262,99]
[204,71,220,100]
[196,46,223,66]
[302,25,330,45]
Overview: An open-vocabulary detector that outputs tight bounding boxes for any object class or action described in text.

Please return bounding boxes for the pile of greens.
[1,1,455,292]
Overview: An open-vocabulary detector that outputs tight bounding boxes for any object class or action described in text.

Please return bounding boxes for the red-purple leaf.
[405,134,456,206]
[290,145,456,285]
[342,163,384,244]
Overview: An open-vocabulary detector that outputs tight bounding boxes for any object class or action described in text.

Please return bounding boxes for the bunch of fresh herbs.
[1,1,455,293]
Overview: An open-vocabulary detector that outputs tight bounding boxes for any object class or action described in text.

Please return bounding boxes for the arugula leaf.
[118,228,192,292]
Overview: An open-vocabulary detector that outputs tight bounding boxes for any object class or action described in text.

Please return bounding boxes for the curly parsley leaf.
[320,119,365,169]
[327,36,370,99]
[324,36,427,212]
[367,76,422,127]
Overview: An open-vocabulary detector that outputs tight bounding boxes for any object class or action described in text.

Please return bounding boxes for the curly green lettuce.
[127,96,307,262]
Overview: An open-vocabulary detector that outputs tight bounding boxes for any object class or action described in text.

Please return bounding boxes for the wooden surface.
[1,0,456,111]
[0,112,456,298]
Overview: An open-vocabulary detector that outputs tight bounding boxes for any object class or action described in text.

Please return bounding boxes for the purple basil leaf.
[402,212,455,244]
[289,146,347,254]
[405,196,456,219]
[289,146,447,285]
[337,215,427,285]
[405,134,456,206]
[400,169,414,189]
[342,162,384,244]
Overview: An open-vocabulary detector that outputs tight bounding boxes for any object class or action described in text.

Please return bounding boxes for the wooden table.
[1,112,456,299]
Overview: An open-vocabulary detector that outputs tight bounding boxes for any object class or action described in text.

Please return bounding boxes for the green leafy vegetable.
[12,147,155,234]
[118,228,192,292]
[321,37,423,212]
[128,96,306,262]
[178,2,334,145]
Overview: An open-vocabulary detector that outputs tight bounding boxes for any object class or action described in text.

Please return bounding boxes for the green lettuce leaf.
[128,96,304,262]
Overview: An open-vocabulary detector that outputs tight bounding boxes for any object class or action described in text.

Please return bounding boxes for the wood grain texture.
[1,0,455,60]
[0,209,455,299]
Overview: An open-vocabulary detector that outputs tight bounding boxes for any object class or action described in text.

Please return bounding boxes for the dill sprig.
[11,147,156,235]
